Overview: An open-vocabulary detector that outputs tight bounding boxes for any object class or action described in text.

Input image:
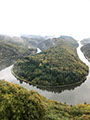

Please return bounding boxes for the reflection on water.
[0,41,90,105]
[37,82,83,93]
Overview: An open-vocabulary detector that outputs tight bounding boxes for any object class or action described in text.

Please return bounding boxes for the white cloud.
[0,0,90,40]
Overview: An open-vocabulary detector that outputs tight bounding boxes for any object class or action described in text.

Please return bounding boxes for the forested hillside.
[13,38,88,87]
[81,43,90,62]
[0,80,90,120]
[0,36,36,70]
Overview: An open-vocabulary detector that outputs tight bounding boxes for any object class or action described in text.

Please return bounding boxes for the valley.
[0,35,90,105]
[0,35,90,119]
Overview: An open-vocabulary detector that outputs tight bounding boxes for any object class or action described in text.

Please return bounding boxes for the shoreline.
[11,66,88,89]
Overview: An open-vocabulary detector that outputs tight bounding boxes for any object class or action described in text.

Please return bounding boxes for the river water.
[0,42,90,105]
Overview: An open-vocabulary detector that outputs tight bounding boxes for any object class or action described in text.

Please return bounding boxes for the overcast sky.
[0,0,90,40]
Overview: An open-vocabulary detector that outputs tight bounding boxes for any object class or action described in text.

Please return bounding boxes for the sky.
[0,0,90,40]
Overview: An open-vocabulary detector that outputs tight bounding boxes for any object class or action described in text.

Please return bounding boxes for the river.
[0,42,90,105]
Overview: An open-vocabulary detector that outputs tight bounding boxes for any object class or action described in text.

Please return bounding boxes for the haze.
[0,0,90,40]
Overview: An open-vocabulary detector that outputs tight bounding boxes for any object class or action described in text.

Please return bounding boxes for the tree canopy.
[0,80,90,120]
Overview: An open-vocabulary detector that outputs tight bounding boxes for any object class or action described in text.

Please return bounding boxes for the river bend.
[0,42,90,105]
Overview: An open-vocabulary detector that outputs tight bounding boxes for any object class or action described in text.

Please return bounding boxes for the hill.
[0,80,90,120]
[0,35,36,70]
[13,37,88,88]
[37,36,78,51]
[81,43,90,61]
[21,34,46,47]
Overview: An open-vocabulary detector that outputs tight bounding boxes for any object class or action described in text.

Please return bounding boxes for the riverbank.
[11,65,88,89]
[81,43,90,62]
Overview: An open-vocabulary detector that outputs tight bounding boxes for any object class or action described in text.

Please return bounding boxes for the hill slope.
[0,35,36,70]
[81,38,90,62]
[37,36,78,51]
[13,37,88,87]
[21,34,46,47]
[0,80,90,120]
[81,43,90,61]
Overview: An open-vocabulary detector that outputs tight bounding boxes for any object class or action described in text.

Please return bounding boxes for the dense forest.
[0,80,90,120]
[13,38,88,87]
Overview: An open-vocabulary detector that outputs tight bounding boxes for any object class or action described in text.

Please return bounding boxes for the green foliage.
[13,39,88,87]
[0,80,46,120]
[0,80,90,120]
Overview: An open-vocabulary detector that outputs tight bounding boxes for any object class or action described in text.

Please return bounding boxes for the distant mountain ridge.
[0,34,78,50]
[37,35,78,51]
[21,34,56,39]
[21,34,57,48]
